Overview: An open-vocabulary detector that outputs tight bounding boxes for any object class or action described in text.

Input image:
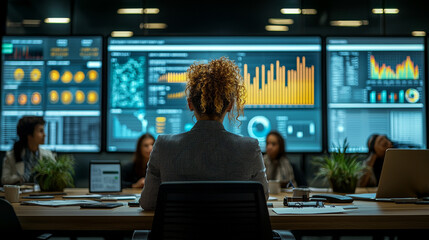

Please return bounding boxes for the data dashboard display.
[107,37,322,152]
[1,36,102,152]
[327,37,426,152]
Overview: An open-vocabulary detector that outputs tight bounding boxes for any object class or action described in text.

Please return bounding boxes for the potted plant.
[313,138,365,194]
[33,154,75,192]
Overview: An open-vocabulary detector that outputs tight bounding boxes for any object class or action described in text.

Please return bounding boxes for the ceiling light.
[281,8,301,14]
[412,31,426,37]
[44,18,70,24]
[384,8,399,14]
[330,20,365,27]
[302,9,317,15]
[117,8,159,14]
[372,8,399,14]
[265,25,289,31]
[143,23,167,29]
[144,8,160,14]
[22,19,41,26]
[117,8,144,14]
[268,18,294,25]
[111,31,134,37]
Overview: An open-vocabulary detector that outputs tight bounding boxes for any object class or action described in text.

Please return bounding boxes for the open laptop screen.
[89,160,122,193]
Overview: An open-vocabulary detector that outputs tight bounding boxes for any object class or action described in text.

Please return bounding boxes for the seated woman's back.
[150,121,264,181]
[139,57,268,210]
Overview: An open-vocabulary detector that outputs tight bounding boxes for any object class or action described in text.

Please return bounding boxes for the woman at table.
[263,131,306,188]
[2,116,55,185]
[140,57,269,210]
[358,134,393,187]
[122,133,155,188]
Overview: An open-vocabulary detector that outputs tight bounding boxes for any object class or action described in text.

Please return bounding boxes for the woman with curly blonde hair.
[140,57,269,210]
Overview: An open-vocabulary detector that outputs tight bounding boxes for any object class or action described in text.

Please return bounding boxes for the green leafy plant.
[33,154,75,192]
[313,138,365,193]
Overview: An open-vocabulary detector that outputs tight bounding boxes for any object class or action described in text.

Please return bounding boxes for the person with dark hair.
[2,116,55,185]
[263,131,302,188]
[122,133,155,188]
[140,57,268,210]
[358,134,393,187]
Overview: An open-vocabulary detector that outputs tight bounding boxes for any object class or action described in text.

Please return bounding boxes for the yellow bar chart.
[243,57,314,105]
[158,72,188,83]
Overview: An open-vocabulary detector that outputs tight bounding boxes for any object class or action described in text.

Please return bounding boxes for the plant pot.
[329,177,357,194]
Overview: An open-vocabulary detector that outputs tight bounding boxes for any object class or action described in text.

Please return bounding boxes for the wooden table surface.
[5,187,429,231]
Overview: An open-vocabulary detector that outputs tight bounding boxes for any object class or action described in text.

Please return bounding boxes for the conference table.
[5,187,429,238]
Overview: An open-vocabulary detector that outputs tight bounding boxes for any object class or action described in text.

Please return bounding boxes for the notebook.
[348,149,429,201]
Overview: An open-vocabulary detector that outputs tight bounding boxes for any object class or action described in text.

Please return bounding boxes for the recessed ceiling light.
[268,18,294,25]
[412,31,426,37]
[372,8,399,14]
[265,25,289,31]
[143,23,167,29]
[111,31,134,37]
[44,18,70,24]
[22,19,41,26]
[330,20,366,27]
[302,9,317,15]
[144,8,160,14]
[281,8,301,14]
[117,8,144,14]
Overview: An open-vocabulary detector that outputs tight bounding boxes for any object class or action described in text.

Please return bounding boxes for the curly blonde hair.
[186,57,246,124]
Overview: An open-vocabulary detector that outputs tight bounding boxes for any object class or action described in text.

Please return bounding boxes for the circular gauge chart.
[6,93,15,105]
[74,71,85,83]
[30,69,41,82]
[61,71,73,84]
[247,116,271,140]
[405,88,420,103]
[50,70,60,82]
[31,92,42,105]
[49,90,59,103]
[75,90,85,104]
[18,93,28,105]
[87,70,98,81]
[14,68,25,81]
[61,90,73,104]
[87,91,98,104]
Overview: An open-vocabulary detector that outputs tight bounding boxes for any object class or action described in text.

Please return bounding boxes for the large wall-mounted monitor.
[107,36,322,152]
[326,37,426,152]
[1,36,102,152]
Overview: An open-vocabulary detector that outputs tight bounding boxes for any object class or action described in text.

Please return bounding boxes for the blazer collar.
[191,120,225,131]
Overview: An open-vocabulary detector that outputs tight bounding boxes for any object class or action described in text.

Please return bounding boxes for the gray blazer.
[139,120,269,210]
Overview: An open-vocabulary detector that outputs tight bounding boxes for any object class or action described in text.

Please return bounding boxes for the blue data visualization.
[107,36,323,152]
[1,36,103,152]
[326,37,426,152]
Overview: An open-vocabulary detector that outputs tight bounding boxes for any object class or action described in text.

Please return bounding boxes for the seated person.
[2,116,55,185]
[140,57,268,210]
[122,133,155,188]
[358,134,393,187]
[263,131,306,188]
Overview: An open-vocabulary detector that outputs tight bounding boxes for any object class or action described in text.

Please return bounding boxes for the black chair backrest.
[0,198,22,232]
[149,181,273,240]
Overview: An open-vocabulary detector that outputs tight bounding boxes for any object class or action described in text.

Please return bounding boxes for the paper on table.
[21,200,100,206]
[272,206,347,215]
[268,196,278,201]
[62,194,102,199]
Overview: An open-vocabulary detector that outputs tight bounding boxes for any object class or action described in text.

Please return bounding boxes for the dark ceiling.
[4,0,429,37]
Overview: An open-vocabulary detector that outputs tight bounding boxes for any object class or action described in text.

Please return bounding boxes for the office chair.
[0,198,52,239]
[133,181,295,240]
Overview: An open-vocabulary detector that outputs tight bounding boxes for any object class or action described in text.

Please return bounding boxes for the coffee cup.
[4,185,20,203]
[268,180,281,194]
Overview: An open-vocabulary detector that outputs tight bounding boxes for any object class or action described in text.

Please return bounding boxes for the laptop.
[86,160,137,200]
[348,149,429,201]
